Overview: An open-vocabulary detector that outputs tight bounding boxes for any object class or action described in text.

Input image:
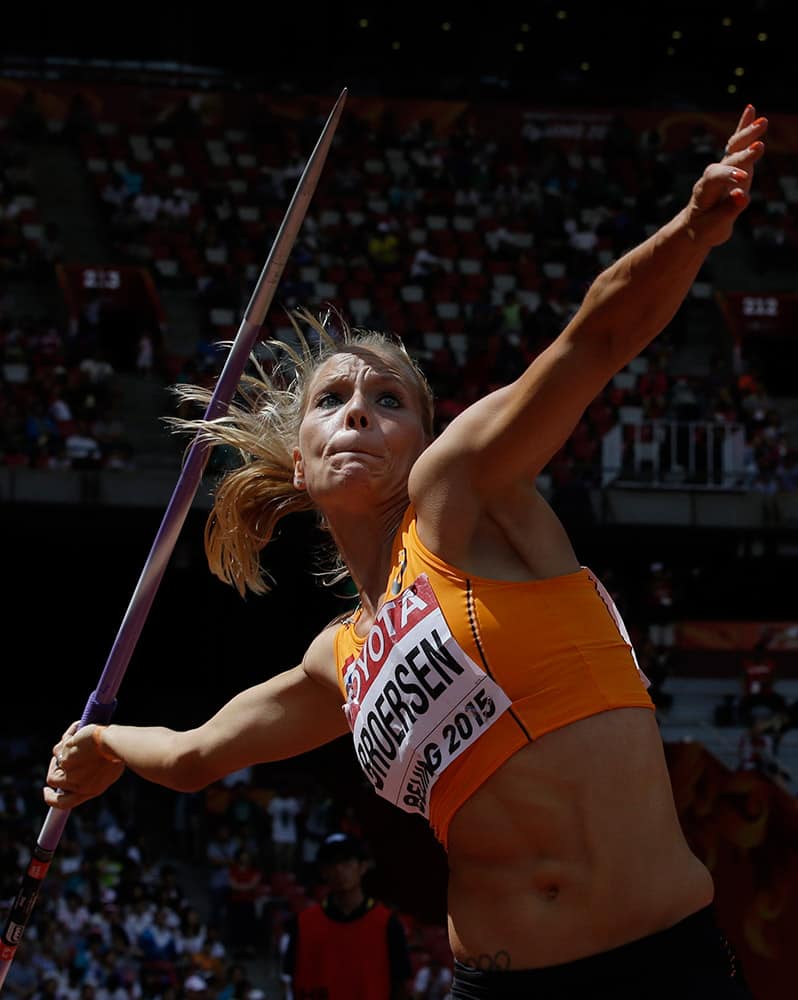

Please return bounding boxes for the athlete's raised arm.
[411,106,767,503]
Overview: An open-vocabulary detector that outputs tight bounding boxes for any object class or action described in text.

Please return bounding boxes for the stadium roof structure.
[1,4,793,112]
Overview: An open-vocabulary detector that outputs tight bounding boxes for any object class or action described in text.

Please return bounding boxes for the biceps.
[193,666,348,780]
[429,334,612,490]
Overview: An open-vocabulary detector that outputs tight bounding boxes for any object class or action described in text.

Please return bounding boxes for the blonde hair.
[170,309,434,597]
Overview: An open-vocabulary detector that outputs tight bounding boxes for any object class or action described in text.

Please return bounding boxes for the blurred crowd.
[0,742,454,1000]
[1,87,796,492]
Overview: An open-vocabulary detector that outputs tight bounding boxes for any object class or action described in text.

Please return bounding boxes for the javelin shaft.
[0,88,347,991]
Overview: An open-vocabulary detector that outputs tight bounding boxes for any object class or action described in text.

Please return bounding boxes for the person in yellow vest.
[279,833,412,1000]
[47,107,767,999]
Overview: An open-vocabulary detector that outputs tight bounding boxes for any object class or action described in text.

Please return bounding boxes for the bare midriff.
[445,707,714,970]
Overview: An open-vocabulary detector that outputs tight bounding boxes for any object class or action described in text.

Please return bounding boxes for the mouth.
[330,447,379,459]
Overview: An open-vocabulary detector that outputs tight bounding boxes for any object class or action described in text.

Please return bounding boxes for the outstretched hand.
[684,104,768,247]
[44,721,125,810]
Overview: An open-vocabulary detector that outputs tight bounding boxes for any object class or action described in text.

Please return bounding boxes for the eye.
[316,391,342,409]
[378,392,401,408]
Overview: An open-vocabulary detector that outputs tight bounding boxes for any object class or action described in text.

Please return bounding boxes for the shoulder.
[301,623,344,691]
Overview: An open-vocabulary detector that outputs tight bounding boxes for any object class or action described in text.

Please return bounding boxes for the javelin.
[0,86,347,990]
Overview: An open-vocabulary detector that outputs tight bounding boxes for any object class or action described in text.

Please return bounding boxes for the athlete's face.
[294,351,429,507]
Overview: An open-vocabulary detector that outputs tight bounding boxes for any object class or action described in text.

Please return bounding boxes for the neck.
[324,493,408,615]
[328,886,366,916]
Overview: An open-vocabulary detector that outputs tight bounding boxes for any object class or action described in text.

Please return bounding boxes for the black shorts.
[450,905,753,1000]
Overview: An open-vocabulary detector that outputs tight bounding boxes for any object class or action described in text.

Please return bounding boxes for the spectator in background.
[738,633,788,731]
[410,245,445,290]
[645,561,676,649]
[737,717,792,790]
[226,848,265,959]
[367,221,402,272]
[136,332,155,377]
[280,833,411,1000]
[206,824,240,926]
[267,784,301,873]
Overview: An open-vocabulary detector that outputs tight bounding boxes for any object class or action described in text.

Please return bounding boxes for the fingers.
[43,785,82,810]
[734,103,757,134]
[723,108,768,161]
[694,164,752,216]
[52,720,80,757]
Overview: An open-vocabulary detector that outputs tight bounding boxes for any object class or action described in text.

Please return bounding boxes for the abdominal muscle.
[445,707,714,970]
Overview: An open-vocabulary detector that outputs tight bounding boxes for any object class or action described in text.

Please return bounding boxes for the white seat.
[691,281,714,300]
[458,258,482,275]
[766,199,788,215]
[435,302,460,320]
[612,372,637,391]
[426,215,449,230]
[154,259,179,278]
[618,405,644,425]
[542,261,566,279]
[348,298,372,323]
[452,215,475,231]
[205,246,228,264]
[210,307,235,326]
[3,362,29,383]
[314,281,338,298]
[518,290,541,310]
[449,333,468,365]
[778,176,798,204]
[237,206,260,222]
[130,136,152,162]
[22,223,44,242]
[493,273,517,293]
[13,194,36,211]
[511,231,534,248]
[400,285,425,303]
[423,332,445,352]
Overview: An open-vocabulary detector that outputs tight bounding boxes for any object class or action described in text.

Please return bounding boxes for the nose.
[344,391,370,429]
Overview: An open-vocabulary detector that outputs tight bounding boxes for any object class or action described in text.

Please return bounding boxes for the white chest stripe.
[343,574,511,819]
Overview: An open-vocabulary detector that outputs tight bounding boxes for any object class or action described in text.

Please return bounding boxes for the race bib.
[342,574,511,818]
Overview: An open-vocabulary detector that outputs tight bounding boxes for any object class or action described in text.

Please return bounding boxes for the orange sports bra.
[334,507,654,849]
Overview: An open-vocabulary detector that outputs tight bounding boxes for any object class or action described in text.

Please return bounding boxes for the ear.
[292,447,305,490]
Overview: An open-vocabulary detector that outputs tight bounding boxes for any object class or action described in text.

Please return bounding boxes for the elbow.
[164,730,216,793]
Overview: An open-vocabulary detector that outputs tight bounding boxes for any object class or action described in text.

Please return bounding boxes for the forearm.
[100,724,205,792]
[576,207,709,371]
[570,110,767,374]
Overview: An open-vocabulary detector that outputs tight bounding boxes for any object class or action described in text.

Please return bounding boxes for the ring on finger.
[724,145,732,157]
[55,753,64,768]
